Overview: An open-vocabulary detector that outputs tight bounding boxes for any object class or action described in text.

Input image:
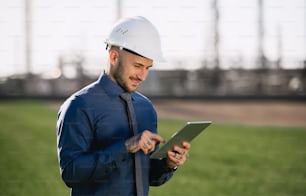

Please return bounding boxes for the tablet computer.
[150,121,212,159]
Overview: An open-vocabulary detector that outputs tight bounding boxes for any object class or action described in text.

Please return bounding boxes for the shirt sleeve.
[56,98,130,187]
[149,158,174,186]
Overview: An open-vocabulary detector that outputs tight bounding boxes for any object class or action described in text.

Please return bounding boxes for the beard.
[112,59,132,92]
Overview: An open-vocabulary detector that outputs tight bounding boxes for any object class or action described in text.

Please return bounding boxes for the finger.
[139,134,151,146]
[168,151,177,159]
[146,140,152,146]
[142,136,155,149]
[142,145,151,154]
[139,139,148,152]
[142,131,165,144]
[168,151,186,166]
[140,135,150,145]
[139,131,165,154]
[166,152,177,168]
[182,141,191,150]
[145,141,155,153]
[139,139,155,154]
[149,134,165,144]
[167,151,177,163]
[173,146,186,155]
[167,150,188,167]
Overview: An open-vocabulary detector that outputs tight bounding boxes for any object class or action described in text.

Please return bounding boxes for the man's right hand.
[125,130,165,154]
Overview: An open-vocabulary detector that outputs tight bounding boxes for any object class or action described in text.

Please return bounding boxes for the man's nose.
[137,68,148,81]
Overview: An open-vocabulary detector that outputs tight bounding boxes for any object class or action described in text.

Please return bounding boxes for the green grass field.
[0,100,305,195]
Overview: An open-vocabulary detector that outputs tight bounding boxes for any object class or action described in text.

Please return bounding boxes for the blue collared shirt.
[57,72,173,195]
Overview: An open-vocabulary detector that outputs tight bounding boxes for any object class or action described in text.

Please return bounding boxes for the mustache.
[130,76,143,82]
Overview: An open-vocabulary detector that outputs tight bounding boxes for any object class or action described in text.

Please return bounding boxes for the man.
[56,16,190,196]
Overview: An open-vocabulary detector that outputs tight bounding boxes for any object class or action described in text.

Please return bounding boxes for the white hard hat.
[105,16,165,62]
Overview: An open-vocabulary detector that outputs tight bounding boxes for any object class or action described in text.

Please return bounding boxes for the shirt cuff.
[162,158,178,173]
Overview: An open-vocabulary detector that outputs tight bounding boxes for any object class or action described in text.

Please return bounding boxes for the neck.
[105,66,116,84]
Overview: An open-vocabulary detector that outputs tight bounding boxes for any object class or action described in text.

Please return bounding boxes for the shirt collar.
[98,71,136,99]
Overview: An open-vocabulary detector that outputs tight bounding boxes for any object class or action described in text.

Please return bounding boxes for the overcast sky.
[0,0,305,77]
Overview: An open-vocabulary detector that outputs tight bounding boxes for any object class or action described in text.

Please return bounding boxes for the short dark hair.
[107,44,146,58]
[122,48,145,58]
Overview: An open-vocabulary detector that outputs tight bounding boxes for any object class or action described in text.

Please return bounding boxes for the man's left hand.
[166,141,191,170]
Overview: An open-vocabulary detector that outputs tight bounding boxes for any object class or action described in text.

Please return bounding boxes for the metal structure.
[24,0,32,74]
[212,0,220,69]
[257,0,267,69]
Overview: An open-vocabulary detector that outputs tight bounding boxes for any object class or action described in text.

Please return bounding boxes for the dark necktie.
[120,93,144,196]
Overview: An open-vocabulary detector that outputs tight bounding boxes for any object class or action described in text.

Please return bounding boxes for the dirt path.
[50,99,306,127]
[152,99,306,127]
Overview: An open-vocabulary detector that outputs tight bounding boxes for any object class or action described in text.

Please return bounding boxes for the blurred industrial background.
[1,2,306,195]
[0,0,305,99]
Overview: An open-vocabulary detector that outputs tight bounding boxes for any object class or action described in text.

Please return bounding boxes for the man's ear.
[109,49,119,65]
